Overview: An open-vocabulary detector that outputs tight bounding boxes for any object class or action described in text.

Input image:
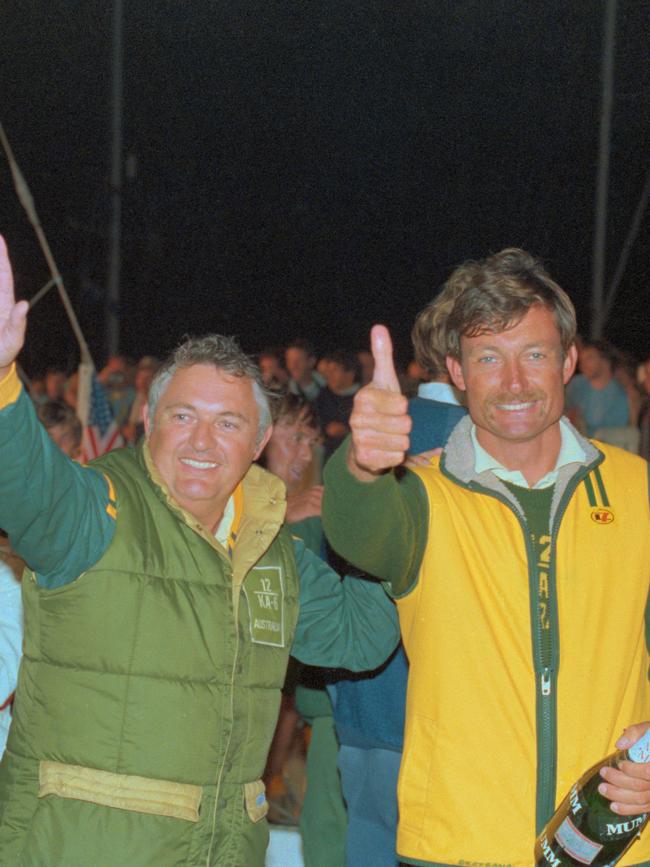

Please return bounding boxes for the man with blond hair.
[323,248,650,867]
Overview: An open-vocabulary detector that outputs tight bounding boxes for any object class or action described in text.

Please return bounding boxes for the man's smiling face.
[145,364,270,530]
[446,304,577,464]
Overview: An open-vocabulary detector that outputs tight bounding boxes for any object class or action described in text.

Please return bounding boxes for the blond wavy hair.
[412,248,576,373]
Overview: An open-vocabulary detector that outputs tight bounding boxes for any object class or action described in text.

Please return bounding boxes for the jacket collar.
[139,440,287,562]
[440,415,603,524]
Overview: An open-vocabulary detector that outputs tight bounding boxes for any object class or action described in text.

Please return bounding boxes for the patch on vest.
[243,565,286,647]
[590,508,614,524]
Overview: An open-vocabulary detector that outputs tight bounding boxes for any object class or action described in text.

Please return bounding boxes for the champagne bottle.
[535,729,650,866]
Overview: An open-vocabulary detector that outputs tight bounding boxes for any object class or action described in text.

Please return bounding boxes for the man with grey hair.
[0,237,399,867]
[322,248,650,867]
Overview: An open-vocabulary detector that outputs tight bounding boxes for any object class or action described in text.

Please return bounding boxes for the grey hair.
[147,335,275,445]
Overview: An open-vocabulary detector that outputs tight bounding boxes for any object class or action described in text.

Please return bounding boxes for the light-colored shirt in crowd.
[0,560,22,754]
[417,382,463,406]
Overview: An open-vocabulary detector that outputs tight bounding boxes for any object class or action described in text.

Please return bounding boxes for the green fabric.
[288,516,345,867]
[295,684,333,722]
[0,440,399,867]
[299,716,347,867]
[289,515,324,556]
[288,538,400,669]
[502,481,555,671]
[288,516,332,718]
[2,445,300,866]
[322,438,429,596]
[0,389,114,588]
[0,393,399,865]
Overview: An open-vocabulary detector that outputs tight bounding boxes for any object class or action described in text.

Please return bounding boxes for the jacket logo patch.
[591,508,614,524]
[243,566,286,648]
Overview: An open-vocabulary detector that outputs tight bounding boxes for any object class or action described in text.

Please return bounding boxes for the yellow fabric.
[0,364,21,408]
[102,473,118,519]
[38,761,202,823]
[230,482,244,544]
[243,779,268,823]
[396,445,650,867]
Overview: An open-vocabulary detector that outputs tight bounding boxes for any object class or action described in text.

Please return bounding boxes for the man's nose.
[502,358,528,393]
[189,420,215,450]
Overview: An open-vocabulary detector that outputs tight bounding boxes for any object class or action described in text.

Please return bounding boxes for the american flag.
[81,370,125,462]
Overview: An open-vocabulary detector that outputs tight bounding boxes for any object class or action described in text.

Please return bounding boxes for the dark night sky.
[2,0,649,375]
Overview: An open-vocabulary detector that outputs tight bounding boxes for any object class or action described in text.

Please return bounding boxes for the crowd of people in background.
[21,332,650,465]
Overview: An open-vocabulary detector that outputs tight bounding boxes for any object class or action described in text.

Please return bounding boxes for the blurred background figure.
[98,355,136,427]
[123,356,160,444]
[259,347,290,390]
[639,358,650,460]
[356,349,375,386]
[402,358,429,398]
[43,368,67,403]
[63,370,79,409]
[613,348,642,428]
[315,350,361,463]
[37,400,83,461]
[565,339,630,436]
[315,356,331,382]
[286,339,324,403]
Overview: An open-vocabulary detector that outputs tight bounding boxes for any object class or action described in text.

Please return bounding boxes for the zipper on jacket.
[535,663,557,833]
[524,519,558,837]
[462,478,560,834]
[533,462,603,831]
[464,480,560,835]
[450,453,606,841]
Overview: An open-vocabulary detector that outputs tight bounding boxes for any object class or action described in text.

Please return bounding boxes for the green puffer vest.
[0,445,300,867]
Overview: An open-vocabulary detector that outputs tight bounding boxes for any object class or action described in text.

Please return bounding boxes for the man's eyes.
[169,414,240,430]
[476,351,546,364]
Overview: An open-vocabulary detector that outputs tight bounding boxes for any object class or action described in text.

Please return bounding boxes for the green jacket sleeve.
[290,536,400,670]
[321,437,429,596]
[0,388,115,588]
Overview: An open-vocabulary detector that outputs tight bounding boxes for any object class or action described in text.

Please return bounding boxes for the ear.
[253,424,273,460]
[143,403,151,436]
[562,344,578,385]
[446,355,467,392]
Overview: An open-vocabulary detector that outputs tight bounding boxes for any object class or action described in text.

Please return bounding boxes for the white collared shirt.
[470,419,586,490]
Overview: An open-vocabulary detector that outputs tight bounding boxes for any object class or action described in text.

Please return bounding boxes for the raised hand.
[347,324,411,480]
[0,237,28,374]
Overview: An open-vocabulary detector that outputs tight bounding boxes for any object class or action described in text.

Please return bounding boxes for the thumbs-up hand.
[347,325,411,480]
[0,237,28,375]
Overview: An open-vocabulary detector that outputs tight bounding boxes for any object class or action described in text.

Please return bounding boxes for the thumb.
[616,723,650,750]
[370,324,400,393]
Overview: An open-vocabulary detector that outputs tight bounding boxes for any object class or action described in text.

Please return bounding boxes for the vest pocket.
[38,761,202,822]
[243,779,268,823]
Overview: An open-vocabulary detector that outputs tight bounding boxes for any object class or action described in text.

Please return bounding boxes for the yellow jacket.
[397,436,650,867]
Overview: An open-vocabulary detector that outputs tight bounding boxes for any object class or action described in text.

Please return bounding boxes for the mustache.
[489,391,544,405]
